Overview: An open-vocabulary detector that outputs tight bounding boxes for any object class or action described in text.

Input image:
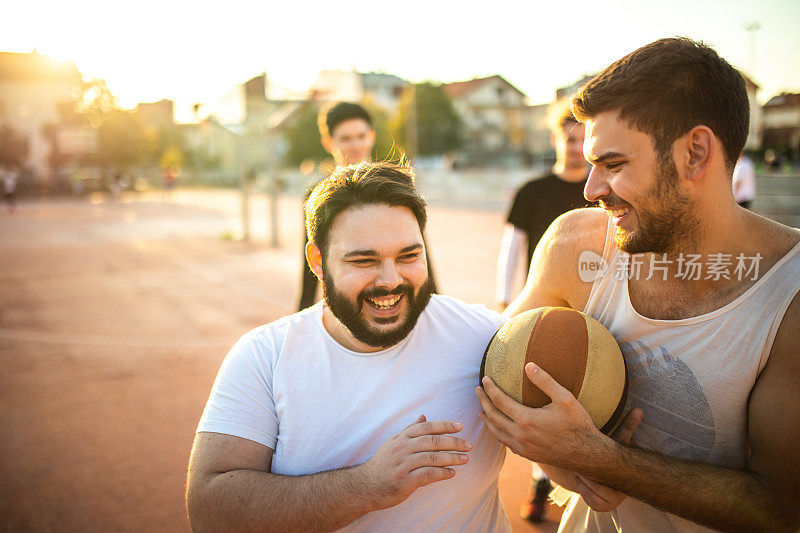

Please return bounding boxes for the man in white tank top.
[477,38,800,532]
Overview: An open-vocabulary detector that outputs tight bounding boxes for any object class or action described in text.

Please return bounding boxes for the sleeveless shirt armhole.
[600,215,616,262]
[757,280,800,376]
[585,217,617,311]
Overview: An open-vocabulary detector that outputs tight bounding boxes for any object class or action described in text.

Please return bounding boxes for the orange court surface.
[0,190,563,532]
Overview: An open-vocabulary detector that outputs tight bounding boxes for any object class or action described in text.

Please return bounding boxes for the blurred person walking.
[4,166,18,213]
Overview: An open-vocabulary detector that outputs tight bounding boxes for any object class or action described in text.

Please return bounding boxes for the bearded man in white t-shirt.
[186,162,512,532]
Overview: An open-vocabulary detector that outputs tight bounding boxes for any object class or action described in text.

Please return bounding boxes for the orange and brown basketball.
[480,306,628,435]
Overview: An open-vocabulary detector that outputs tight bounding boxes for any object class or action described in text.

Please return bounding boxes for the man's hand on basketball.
[476,363,642,511]
[360,415,471,511]
[476,362,603,467]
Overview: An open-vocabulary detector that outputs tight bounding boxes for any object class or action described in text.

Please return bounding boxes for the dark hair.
[318,102,373,138]
[572,37,749,171]
[305,162,427,255]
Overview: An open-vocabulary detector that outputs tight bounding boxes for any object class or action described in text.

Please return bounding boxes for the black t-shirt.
[507,173,592,269]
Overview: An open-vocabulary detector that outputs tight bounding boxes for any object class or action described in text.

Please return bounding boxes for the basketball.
[480,307,628,435]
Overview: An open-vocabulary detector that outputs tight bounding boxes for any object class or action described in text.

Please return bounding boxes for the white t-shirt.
[732,156,756,203]
[198,294,511,532]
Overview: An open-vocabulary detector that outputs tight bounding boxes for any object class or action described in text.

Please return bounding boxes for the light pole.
[744,21,762,78]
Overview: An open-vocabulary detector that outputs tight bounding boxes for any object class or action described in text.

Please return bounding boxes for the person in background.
[732,152,756,209]
[4,166,18,214]
[496,99,591,312]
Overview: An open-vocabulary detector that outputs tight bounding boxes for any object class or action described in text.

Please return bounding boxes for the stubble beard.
[322,269,435,349]
[613,152,700,255]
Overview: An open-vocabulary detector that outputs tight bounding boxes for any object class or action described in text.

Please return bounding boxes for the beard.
[322,270,435,349]
[604,152,699,254]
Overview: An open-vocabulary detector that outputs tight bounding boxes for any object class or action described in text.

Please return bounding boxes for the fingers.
[479,412,522,453]
[402,414,427,432]
[475,385,519,435]
[524,363,573,403]
[575,474,626,512]
[478,376,526,420]
[578,475,616,499]
[407,434,473,453]
[407,466,456,488]
[612,408,643,445]
[574,477,614,512]
[407,450,469,470]
[404,419,463,439]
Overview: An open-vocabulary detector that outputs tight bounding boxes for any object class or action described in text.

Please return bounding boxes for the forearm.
[189,465,376,533]
[537,463,581,493]
[582,439,798,531]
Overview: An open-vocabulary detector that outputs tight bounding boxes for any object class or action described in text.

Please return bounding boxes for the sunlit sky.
[5,0,800,122]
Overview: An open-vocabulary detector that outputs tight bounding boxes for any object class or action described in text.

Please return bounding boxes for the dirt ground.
[0,190,562,532]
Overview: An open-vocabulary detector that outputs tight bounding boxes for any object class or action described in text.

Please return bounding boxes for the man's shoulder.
[231,305,320,359]
[424,295,505,331]
[544,207,609,255]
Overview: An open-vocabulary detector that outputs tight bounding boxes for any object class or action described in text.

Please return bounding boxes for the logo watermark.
[578,250,609,283]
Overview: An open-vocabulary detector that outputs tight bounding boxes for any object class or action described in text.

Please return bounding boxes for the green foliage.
[78,79,118,128]
[283,103,328,166]
[0,123,30,169]
[391,82,462,157]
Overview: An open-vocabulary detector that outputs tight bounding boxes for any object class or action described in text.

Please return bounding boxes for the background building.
[443,75,530,167]
[0,51,83,181]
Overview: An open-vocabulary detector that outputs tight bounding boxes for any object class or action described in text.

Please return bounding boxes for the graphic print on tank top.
[621,340,715,461]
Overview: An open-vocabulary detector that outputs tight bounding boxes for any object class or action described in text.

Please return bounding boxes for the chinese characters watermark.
[578,251,762,283]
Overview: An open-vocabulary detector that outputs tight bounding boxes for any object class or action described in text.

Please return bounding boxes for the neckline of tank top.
[312,300,417,358]
[619,235,800,326]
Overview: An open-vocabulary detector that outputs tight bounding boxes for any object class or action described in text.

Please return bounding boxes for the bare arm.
[186,416,472,532]
[504,208,607,317]
[497,208,633,510]
[478,294,800,531]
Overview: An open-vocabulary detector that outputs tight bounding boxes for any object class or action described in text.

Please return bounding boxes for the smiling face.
[316,204,433,351]
[583,111,699,254]
[324,118,376,166]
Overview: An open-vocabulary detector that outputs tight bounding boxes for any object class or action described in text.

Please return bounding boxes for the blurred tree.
[0,124,30,169]
[78,79,118,128]
[391,82,462,158]
[92,109,150,169]
[283,103,328,166]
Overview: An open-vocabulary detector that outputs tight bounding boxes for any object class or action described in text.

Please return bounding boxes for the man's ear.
[682,126,714,182]
[306,241,324,280]
[321,135,334,155]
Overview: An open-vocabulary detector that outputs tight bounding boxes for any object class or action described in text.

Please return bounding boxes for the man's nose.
[584,166,610,203]
[375,261,403,288]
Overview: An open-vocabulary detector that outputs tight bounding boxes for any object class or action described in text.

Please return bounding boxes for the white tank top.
[558,219,800,533]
